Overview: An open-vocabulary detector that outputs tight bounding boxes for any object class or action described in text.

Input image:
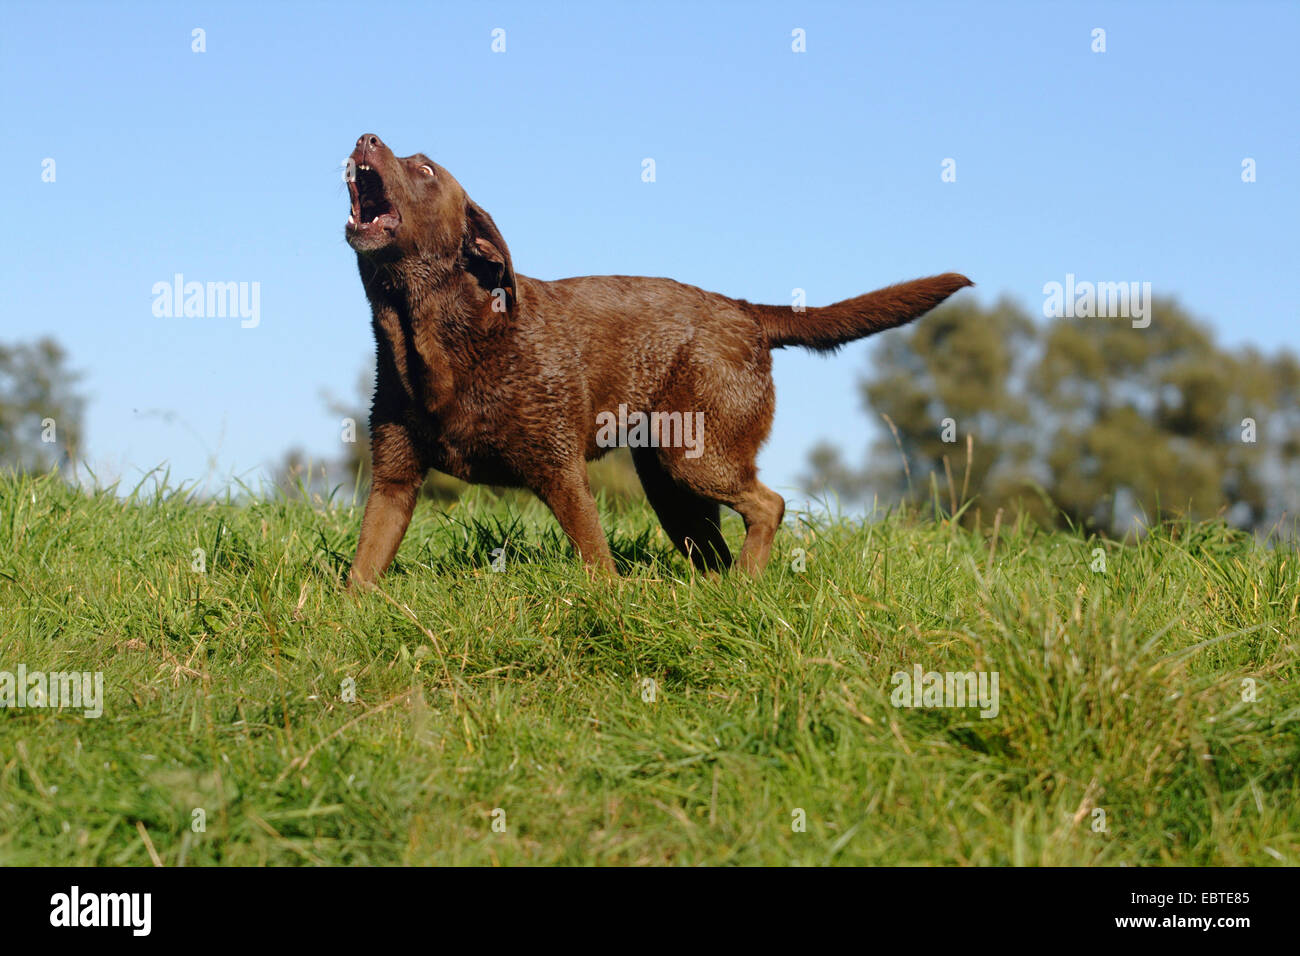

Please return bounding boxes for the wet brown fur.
[343,134,972,584]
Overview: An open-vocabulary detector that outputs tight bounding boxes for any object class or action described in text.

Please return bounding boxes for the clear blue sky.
[5,1,1297,501]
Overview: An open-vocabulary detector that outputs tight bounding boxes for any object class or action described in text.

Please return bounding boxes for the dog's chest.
[372,311,457,412]
[369,318,519,477]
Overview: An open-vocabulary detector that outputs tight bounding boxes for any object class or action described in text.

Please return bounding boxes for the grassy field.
[0,468,1297,866]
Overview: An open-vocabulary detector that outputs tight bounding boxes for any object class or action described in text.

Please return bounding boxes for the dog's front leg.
[349,422,424,588]
[536,468,617,575]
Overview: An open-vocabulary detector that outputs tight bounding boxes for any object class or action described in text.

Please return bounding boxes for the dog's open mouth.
[347,164,400,244]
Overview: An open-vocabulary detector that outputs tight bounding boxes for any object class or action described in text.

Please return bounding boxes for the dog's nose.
[354,134,385,165]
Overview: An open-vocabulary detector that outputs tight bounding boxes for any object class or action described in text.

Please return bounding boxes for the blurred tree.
[0,337,85,473]
[803,297,1300,536]
[803,296,1041,518]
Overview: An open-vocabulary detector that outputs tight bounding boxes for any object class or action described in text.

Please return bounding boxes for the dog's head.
[345,133,516,304]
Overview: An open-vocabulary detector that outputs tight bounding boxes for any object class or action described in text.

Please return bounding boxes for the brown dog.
[343,133,971,584]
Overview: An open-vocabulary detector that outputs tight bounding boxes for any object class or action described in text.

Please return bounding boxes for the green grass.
[1,468,1297,866]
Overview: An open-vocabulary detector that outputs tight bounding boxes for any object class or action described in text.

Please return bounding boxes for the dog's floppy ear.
[463,200,517,310]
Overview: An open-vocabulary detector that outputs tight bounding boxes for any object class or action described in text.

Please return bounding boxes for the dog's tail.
[747,273,973,353]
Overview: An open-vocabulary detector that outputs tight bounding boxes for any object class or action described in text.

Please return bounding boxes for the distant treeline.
[802,296,1300,537]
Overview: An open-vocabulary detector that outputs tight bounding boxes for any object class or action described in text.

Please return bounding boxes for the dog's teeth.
[371,216,381,223]
[348,215,355,225]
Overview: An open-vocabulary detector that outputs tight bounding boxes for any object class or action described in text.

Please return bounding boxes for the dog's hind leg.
[722,480,786,575]
[632,448,733,571]
[653,445,784,574]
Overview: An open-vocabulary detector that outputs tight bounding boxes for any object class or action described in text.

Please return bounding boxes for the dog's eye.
[419,164,435,177]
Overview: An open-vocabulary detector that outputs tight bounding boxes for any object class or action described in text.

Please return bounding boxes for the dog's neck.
[357,250,501,331]
[359,251,506,412]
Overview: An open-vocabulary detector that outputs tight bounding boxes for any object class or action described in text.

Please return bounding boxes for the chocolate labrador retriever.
[343,133,970,584]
